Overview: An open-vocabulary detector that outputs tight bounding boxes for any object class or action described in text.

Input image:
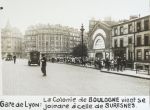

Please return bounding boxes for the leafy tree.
[71,43,88,57]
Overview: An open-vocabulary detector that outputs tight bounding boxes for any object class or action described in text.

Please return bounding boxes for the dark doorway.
[95,52,103,59]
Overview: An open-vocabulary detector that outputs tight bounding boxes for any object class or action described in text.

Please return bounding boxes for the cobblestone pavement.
[2,59,150,96]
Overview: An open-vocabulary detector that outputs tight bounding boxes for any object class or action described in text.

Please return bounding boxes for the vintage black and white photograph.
[0,0,150,96]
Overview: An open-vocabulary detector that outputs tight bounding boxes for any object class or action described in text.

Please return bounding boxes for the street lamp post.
[80,24,85,63]
[133,21,136,62]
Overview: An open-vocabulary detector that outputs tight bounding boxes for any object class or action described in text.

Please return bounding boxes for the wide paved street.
[2,59,150,95]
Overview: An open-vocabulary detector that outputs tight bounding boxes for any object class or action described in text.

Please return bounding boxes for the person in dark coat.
[13,55,16,64]
[41,54,47,76]
[105,58,110,71]
[98,59,102,71]
[117,57,121,71]
[122,58,126,70]
[52,57,55,63]
[120,59,124,71]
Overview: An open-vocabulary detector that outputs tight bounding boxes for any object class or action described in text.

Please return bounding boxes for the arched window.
[93,36,105,49]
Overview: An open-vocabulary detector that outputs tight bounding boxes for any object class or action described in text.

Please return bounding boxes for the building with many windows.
[1,22,23,58]
[111,15,150,69]
[24,24,85,58]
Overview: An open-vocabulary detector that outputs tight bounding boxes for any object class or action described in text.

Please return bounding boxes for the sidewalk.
[101,69,150,80]
[65,63,150,80]
[56,62,150,80]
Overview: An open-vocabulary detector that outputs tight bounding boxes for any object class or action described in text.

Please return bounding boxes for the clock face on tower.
[93,35,105,49]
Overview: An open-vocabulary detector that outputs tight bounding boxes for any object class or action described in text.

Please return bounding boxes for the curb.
[101,70,150,80]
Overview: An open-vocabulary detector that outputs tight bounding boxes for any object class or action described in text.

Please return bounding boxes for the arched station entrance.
[88,20,112,60]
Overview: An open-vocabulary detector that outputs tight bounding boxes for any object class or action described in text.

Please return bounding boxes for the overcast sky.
[0,0,150,33]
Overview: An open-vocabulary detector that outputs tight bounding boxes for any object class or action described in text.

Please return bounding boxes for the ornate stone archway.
[88,20,112,59]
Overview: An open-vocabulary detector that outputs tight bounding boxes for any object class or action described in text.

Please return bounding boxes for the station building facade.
[88,19,117,60]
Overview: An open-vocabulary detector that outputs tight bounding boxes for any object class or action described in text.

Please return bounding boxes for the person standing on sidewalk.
[105,58,110,71]
[110,59,115,71]
[122,58,126,70]
[117,56,121,72]
[98,59,102,71]
[120,59,124,72]
[13,55,16,64]
[41,54,47,76]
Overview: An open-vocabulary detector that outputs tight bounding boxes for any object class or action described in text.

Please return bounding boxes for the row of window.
[128,49,150,61]
[136,35,149,46]
[26,30,77,35]
[26,30,80,37]
[27,36,80,42]
[114,35,150,48]
[113,19,149,36]
[137,49,150,61]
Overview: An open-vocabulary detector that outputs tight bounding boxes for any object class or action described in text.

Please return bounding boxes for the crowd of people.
[47,56,127,72]
[94,57,126,71]
[48,57,93,66]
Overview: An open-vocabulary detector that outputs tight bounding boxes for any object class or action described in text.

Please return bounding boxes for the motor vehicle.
[28,51,40,66]
[5,54,13,61]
